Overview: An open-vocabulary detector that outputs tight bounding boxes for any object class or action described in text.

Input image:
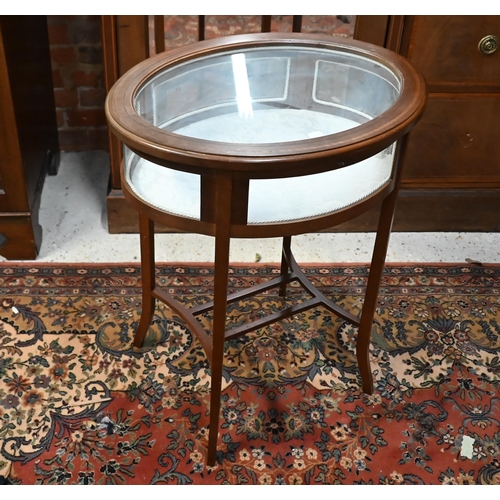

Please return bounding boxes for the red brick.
[47,23,70,45]
[54,88,79,108]
[78,87,106,108]
[67,108,107,127]
[57,129,90,152]
[87,127,110,151]
[47,15,77,24]
[71,70,101,88]
[50,47,77,66]
[68,16,102,45]
[58,127,109,152]
[78,45,102,64]
[47,16,112,151]
[52,69,64,88]
[55,109,66,128]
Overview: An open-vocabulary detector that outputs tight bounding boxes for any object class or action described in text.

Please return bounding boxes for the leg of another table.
[133,213,156,349]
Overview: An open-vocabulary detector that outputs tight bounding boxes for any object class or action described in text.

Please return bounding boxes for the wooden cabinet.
[402,96,500,188]
[393,15,500,231]
[102,15,152,234]
[0,16,59,259]
[401,16,500,90]
[102,15,500,233]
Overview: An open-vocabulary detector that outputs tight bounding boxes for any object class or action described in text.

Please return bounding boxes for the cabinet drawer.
[406,16,500,88]
[401,95,500,188]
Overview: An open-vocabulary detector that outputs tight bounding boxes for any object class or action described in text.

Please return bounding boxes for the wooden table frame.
[105,33,427,465]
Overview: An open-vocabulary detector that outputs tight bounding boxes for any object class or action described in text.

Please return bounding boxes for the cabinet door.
[402,95,500,188]
[385,15,500,231]
[404,16,500,91]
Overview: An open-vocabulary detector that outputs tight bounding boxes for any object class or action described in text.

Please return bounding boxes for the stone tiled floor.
[6,150,500,265]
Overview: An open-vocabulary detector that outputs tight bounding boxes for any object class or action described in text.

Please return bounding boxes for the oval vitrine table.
[105,32,427,465]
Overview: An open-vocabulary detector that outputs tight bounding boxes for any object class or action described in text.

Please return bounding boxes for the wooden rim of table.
[105,32,427,175]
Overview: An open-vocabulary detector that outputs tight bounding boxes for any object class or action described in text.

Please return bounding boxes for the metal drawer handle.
[478,35,498,55]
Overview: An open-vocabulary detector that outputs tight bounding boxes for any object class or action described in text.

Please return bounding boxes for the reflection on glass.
[231,53,253,118]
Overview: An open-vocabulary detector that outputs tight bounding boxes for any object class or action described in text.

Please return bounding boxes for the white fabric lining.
[124,108,394,224]
[126,153,392,224]
[171,108,360,144]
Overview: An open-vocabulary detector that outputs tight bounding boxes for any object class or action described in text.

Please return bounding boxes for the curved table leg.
[134,213,156,349]
[356,190,398,394]
[357,136,408,394]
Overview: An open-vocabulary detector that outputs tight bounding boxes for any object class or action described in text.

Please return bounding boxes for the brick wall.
[47,15,108,152]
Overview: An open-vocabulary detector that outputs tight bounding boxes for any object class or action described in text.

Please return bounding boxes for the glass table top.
[133,45,401,145]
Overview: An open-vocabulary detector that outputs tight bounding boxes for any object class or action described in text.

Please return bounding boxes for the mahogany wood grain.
[109,186,500,234]
[153,16,165,54]
[207,170,233,465]
[385,15,406,52]
[0,27,28,213]
[402,95,500,188]
[116,15,150,74]
[198,15,205,41]
[391,189,500,232]
[353,15,389,47]
[395,15,500,230]
[133,213,156,348]
[356,134,408,393]
[261,15,271,32]
[103,16,151,193]
[101,16,123,192]
[404,16,500,93]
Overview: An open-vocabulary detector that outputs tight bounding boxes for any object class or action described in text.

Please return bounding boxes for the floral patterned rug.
[0,262,499,485]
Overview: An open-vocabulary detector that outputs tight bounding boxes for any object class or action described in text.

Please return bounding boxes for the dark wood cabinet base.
[0,215,42,260]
